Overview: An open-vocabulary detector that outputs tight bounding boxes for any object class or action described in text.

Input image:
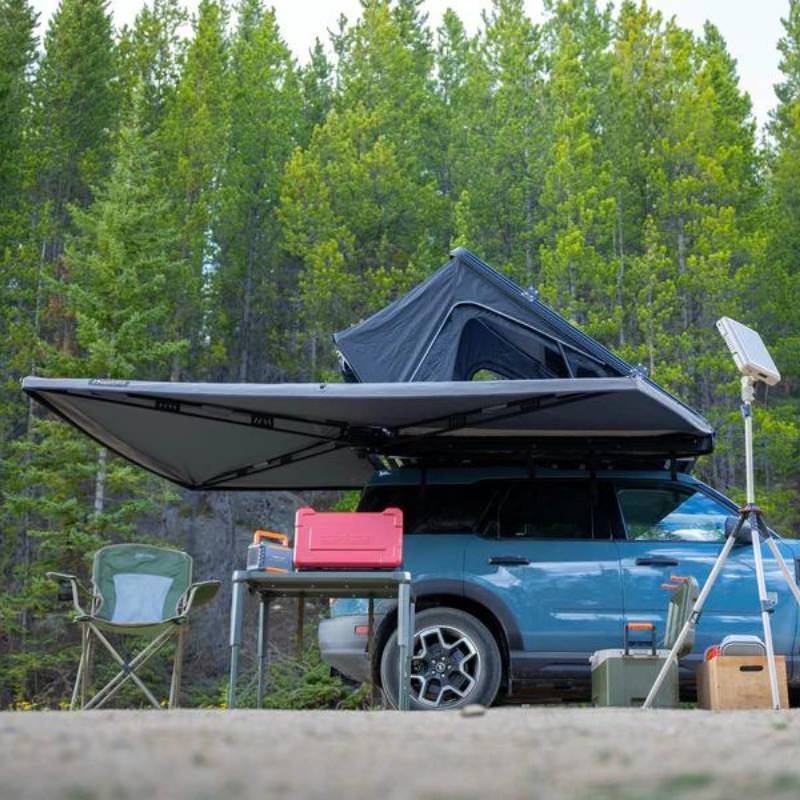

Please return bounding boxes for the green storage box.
[590,649,678,707]
[590,577,699,708]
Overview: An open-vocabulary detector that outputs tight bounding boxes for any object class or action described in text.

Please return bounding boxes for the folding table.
[228,570,415,710]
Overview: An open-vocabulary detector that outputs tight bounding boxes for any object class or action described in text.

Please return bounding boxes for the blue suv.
[319,465,800,709]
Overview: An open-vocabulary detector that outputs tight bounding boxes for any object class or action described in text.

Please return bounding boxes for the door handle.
[489,556,531,566]
[635,557,679,567]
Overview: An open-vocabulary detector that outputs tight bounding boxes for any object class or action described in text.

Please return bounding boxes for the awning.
[23,376,715,490]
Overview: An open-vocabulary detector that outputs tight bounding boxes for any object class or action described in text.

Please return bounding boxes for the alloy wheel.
[409,624,481,708]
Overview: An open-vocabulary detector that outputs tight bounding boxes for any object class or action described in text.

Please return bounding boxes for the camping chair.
[48,543,220,710]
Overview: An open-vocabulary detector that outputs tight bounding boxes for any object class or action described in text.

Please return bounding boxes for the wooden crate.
[697,655,789,710]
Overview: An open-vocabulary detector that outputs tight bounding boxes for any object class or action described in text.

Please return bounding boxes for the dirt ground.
[1,707,799,800]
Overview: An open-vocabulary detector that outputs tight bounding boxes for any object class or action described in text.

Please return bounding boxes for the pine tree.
[432,9,471,208]
[767,0,800,377]
[213,0,301,381]
[0,0,38,241]
[0,0,121,707]
[65,101,186,380]
[451,0,545,280]
[34,0,119,235]
[161,0,230,379]
[279,1,446,375]
[0,96,183,706]
[0,0,38,442]
[754,0,800,527]
[298,37,334,143]
[118,0,188,136]
[538,2,616,339]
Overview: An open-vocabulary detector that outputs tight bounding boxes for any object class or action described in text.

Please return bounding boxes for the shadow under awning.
[23,376,714,491]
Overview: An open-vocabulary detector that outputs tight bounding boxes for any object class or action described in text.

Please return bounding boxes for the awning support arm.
[195,392,606,488]
[386,391,602,449]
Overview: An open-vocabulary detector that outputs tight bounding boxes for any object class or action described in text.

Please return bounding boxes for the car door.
[613,480,798,667]
[464,479,625,657]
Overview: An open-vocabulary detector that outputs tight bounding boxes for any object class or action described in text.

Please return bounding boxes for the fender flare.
[375,577,523,654]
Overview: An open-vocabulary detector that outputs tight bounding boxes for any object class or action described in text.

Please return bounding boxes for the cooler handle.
[253,530,289,547]
[624,622,656,656]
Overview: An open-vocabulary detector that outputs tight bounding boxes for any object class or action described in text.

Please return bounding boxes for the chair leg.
[70,626,87,711]
[81,629,93,708]
[169,625,186,709]
[86,625,172,710]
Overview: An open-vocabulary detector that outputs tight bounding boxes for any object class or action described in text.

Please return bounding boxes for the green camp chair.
[48,543,220,710]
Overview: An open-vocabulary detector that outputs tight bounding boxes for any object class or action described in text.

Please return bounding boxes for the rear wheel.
[379,607,502,710]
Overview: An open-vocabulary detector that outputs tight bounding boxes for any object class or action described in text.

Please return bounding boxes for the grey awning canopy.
[23,376,714,490]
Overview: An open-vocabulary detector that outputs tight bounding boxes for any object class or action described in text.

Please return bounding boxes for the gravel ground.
[1,707,799,800]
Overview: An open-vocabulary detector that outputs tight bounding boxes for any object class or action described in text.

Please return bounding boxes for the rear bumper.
[318,614,385,684]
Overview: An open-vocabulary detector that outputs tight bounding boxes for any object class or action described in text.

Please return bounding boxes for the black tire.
[380,607,502,711]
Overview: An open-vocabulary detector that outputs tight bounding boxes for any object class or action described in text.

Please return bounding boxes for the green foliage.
[216,638,373,710]
[65,100,187,379]
[212,0,302,381]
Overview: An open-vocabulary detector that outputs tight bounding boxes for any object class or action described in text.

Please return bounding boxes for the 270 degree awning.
[23,376,714,490]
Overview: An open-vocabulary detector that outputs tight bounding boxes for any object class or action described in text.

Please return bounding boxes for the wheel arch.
[371,579,518,694]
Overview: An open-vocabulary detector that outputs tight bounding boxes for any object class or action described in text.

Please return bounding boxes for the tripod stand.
[643,376,800,710]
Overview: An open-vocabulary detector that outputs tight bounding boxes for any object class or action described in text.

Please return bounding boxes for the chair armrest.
[46,572,90,616]
[182,580,221,614]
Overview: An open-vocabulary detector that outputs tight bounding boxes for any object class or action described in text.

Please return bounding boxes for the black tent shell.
[333,247,635,384]
[23,376,714,491]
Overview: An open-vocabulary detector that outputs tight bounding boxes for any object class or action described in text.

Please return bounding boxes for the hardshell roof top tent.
[22,247,714,491]
[334,247,635,383]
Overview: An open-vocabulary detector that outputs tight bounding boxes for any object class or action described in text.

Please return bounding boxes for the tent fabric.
[23,376,714,491]
[334,247,634,384]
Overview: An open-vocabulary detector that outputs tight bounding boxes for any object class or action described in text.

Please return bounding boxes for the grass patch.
[589,771,715,800]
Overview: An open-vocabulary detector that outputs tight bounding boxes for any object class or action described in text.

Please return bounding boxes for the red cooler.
[293,508,403,570]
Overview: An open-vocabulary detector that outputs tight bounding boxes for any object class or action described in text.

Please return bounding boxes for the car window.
[495,481,593,540]
[617,487,731,542]
[358,483,500,534]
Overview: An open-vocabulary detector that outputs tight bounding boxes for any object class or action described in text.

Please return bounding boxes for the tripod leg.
[764,536,800,609]
[751,526,782,709]
[642,532,738,709]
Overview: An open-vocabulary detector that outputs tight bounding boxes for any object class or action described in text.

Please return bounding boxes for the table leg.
[228,578,246,710]
[296,595,305,659]
[408,596,415,694]
[397,581,412,711]
[367,597,379,706]
[256,594,270,709]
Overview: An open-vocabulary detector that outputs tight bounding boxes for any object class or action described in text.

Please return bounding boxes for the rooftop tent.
[23,376,714,491]
[334,247,634,383]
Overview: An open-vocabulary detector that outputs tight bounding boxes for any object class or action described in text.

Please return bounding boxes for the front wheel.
[379,607,502,710]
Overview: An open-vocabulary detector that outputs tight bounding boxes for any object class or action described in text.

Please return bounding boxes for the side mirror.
[725,515,752,543]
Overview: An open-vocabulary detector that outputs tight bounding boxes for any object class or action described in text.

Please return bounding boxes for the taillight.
[354,625,369,635]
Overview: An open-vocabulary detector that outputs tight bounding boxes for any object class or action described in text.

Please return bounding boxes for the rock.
[460,704,487,717]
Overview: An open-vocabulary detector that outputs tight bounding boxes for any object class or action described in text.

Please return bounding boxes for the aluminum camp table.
[228,570,415,710]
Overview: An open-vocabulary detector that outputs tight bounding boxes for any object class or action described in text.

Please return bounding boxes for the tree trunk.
[238,214,256,383]
[615,198,625,347]
[94,447,107,516]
